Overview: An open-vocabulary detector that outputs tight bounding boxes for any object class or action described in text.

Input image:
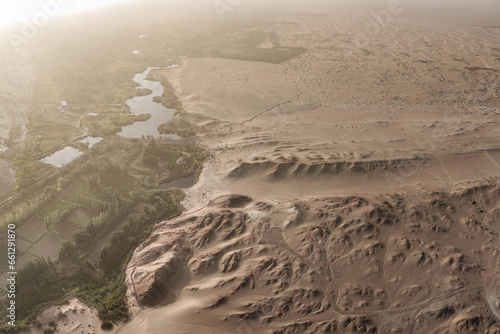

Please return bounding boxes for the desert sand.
[24,298,119,334]
[114,9,500,334]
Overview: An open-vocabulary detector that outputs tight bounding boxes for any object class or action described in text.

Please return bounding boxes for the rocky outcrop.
[227,157,428,180]
[134,251,187,307]
[127,230,191,307]
[125,184,500,331]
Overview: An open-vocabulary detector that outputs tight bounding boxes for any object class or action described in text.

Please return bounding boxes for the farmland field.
[16,217,46,242]
[67,208,96,228]
[0,201,30,224]
[27,233,67,260]
[55,219,82,240]
[38,199,77,220]
[14,237,32,253]
[60,178,91,203]
[29,119,75,140]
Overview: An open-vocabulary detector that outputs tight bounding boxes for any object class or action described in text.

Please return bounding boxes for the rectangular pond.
[41,146,83,168]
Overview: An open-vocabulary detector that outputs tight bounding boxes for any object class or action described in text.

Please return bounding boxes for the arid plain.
[116,9,500,334]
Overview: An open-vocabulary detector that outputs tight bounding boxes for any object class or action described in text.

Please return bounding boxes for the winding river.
[118,66,180,139]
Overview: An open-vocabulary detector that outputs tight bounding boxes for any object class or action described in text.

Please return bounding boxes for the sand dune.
[122,185,500,333]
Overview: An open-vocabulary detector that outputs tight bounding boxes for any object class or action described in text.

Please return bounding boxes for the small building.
[61,101,67,107]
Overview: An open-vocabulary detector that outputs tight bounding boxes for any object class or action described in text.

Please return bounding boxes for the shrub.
[58,240,76,260]
[101,321,114,330]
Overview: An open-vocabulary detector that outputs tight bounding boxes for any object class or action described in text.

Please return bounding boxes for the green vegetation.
[158,118,196,138]
[8,126,22,142]
[465,66,499,72]
[0,137,204,332]
[134,88,153,97]
[0,185,184,332]
[17,258,50,286]
[141,139,203,182]
[0,12,300,333]
[38,200,75,220]
[178,29,304,64]
[0,190,56,232]
[147,70,184,113]
[81,113,151,137]
[101,321,114,330]
[11,153,47,189]
[24,119,76,158]
[361,48,374,56]
[43,203,76,231]
[28,119,74,141]
[60,179,91,203]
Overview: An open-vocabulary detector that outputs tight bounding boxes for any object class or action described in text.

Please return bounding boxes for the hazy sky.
[0,0,499,29]
[288,0,500,24]
[0,0,138,28]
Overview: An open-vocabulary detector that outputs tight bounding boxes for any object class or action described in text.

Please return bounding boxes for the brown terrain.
[117,9,500,334]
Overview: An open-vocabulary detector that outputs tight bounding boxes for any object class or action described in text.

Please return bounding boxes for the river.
[41,66,180,168]
[117,66,180,139]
